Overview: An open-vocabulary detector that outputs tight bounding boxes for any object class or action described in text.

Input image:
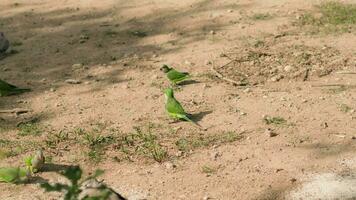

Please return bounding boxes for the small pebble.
[65,79,81,84]
[243,88,251,93]
[290,178,297,183]
[72,63,83,69]
[265,128,278,137]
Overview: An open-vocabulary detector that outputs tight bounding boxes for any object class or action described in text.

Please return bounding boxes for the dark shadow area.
[253,188,288,200]
[0,0,250,125]
[190,110,213,122]
[177,80,201,86]
[300,141,356,159]
[27,176,49,185]
[42,163,74,172]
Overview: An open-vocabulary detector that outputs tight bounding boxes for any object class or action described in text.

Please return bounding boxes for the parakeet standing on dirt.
[164,88,201,128]
[160,65,190,85]
[0,167,30,183]
[0,32,9,54]
[0,79,31,97]
[24,150,45,174]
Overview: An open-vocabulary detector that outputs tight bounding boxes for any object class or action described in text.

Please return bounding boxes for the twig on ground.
[0,108,31,115]
[335,71,356,74]
[210,66,245,86]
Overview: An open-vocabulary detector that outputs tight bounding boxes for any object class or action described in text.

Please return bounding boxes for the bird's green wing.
[166,97,187,116]
[0,167,21,183]
[167,69,189,83]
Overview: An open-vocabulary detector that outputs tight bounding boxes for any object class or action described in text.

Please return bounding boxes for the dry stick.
[0,108,30,115]
[335,71,356,74]
[311,84,348,87]
[210,66,246,86]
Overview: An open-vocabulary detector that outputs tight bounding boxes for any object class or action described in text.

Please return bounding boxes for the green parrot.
[0,167,30,183]
[160,65,190,85]
[0,79,30,97]
[164,88,201,128]
[24,150,45,174]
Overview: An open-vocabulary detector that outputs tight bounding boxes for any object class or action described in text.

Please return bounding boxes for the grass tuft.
[250,13,273,20]
[119,126,167,162]
[263,116,287,125]
[298,1,356,34]
[18,122,41,136]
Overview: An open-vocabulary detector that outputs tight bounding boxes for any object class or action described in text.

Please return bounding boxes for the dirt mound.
[215,38,352,85]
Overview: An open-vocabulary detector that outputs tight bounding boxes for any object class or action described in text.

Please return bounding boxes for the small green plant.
[130,30,147,37]
[263,116,287,125]
[74,127,116,163]
[18,122,41,136]
[201,165,216,174]
[175,131,243,153]
[119,126,167,162]
[326,85,347,94]
[11,41,23,46]
[104,30,119,36]
[45,130,70,148]
[40,166,109,200]
[339,104,352,113]
[250,13,273,20]
[298,1,356,33]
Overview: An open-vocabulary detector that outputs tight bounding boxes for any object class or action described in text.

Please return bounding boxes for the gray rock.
[79,179,126,200]
[65,79,81,84]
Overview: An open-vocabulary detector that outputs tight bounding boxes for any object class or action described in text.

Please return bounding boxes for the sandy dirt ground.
[0,0,356,199]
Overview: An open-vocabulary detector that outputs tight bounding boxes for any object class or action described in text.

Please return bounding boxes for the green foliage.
[130,30,147,37]
[40,166,105,200]
[46,130,70,148]
[175,131,243,153]
[339,104,352,113]
[18,122,41,136]
[119,126,167,162]
[201,165,216,174]
[298,1,356,34]
[250,13,273,20]
[263,116,287,125]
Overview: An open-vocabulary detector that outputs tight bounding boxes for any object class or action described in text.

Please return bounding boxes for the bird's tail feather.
[182,115,204,129]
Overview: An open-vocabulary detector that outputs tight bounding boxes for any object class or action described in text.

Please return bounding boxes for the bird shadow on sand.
[177,80,201,86]
[190,110,213,122]
[0,50,19,61]
[41,163,74,172]
[26,176,49,185]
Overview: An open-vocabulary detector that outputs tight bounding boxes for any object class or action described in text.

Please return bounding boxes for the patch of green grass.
[298,1,356,34]
[130,30,147,37]
[119,126,167,162]
[339,104,352,113]
[263,116,287,125]
[45,130,69,148]
[325,85,347,94]
[17,122,41,136]
[11,41,23,46]
[250,13,273,20]
[201,165,217,174]
[104,29,119,36]
[176,131,243,153]
[0,139,40,157]
[75,127,116,163]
